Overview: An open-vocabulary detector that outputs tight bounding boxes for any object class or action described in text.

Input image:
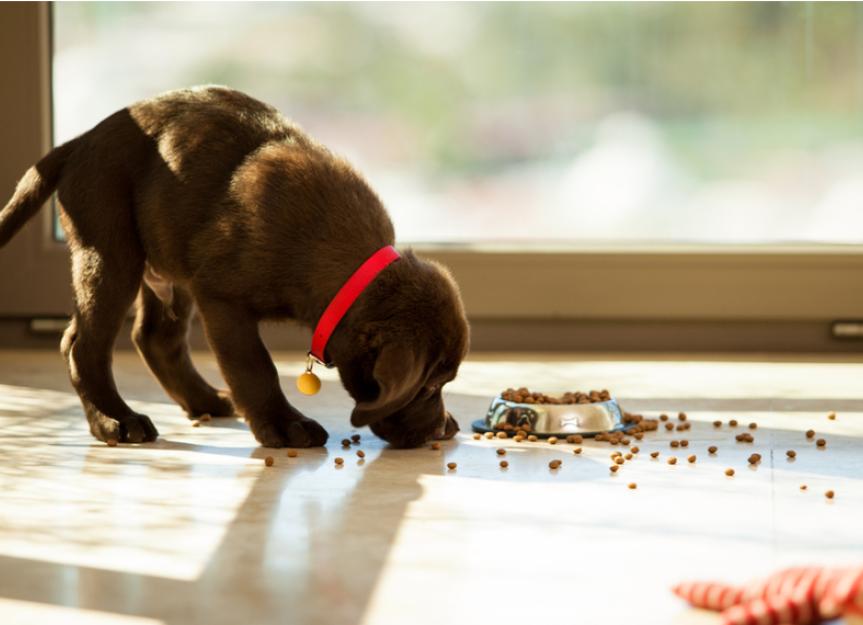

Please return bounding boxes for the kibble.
[664,422,675,431]
[192,421,202,427]
[670,440,680,448]
[484,432,494,440]
[825,490,835,499]
[610,465,620,473]
[630,446,640,454]
[806,429,815,439]
[496,431,508,439]
[431,442,441,450]
[678,412,687,421]
[473,433,481,440]
[570,435,584,444]
[356,450,366,459]
[341,438,352,447]
[713,420,722,428]
[735,433,754,443]
[499,460,509,469]
[675,424,688,432]
[786,450,796,459]
[816,438,826,448]
[660,414,669,422]
[548,436,558,445]
[264,456,274,467]
[749,422,758,430]
[729,419,738,427]
[351,434,361,443]
[496,448,506,456]
[828,412,836,421]
[725,468,735,476]
[528,435,538,442]
[800,484,808,491]
[334,457,344,465]
[549,459,562,469]
[687,454,697,463]
[650,451,660,459]
[573,447,582,454]
[667,457,678,465]
[614,456,625,465]
[748,453,761,465]
[680,440,689,448]
[628,482,637,489]
[447,462,457,470]
[286,449,298,458]
[708,446,718,454]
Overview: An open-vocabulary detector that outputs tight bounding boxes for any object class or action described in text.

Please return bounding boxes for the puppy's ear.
[350,342,426,427]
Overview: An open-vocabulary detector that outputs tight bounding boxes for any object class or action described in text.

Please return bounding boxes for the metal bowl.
[471,394,629,438]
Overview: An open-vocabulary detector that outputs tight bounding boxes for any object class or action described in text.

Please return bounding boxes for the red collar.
[309,245,401,366]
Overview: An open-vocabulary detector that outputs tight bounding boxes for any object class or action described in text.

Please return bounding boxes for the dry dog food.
[192,421,202,428]
[351,434,361,443]
[496,448,506,456]
[499,460,509,469]
[496,431,508,439]
[735,433,754,443]
[786,450,796,459]
[680,440,689,448]
[610,465,620,473]
[473,433,481,440]
[665,423,675,431]
[287,449,298,458]
[713,420,722,428]
[528,435,538,442]
[264,456,274,467]
[800,484,808,491]
[650,451,660,459]
[484,432,494,440]
[749,422,758,430]
[548,437,559,445]
[678,412,687,421]
[431,442,441,450]
[356,450,366,459]
[660,414,669,421]
[806,429,816,439]
[501,387,611,405]
[670,440,680,448]
[628,482,637,489]
[729,419,739,427]
[334,457,344,465]
[725,468,735,476]
[687,455,697,463]
[828,412,836,420]
[573,447,583,454]
[748,453,761,465]
[708,446,718,454]
[623,452,632,460]
[667,457,678,465]
[341,438,351,447]
[630,446,640,454]
[447,462,457,470]
[549,459,562,469]
[567,435,584,444]
[614,456,625,465]
[816,438,827,448]
[825,490,835,499]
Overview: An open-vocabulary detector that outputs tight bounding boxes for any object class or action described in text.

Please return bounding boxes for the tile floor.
[0,350,861,625]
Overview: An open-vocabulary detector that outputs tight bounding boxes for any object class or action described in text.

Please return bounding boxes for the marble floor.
[0,350,861,625]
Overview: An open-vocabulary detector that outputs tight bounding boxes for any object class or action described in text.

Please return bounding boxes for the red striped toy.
[673,566,863,624]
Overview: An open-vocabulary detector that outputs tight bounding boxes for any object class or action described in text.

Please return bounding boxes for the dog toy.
[673,566,863,624]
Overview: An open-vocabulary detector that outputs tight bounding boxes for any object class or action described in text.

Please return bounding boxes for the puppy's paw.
[88,411,159,444]
[186,390,235,419]
[251,415,329,448]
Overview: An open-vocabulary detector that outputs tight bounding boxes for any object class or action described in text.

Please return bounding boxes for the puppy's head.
[334,251,469,448]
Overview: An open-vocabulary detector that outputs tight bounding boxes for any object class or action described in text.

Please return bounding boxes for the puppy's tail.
[0,138,78,247]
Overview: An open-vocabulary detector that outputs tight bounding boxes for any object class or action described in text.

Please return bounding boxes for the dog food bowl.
[472,394,630,438]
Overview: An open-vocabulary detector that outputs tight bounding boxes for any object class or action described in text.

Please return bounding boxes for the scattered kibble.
[496,431,508,439]
[499,460,509,469]
[484,432,494,440]
[430,442,441,450]
[614,456,625,465]
[828,413,836,421]
[687,455,697,464]
[287,449,298,458]
[473,433,481,440]
[192,421,201,428]
[675,424,688,432]
[341,438,351,447]
[573,447,582,454]
[729,419,739,427]
[660,414,669,421]
[680,440,689,448]
[786,450,796,459]
[725,468,735,476]
[667,457,678,465]
[265,456,274,466]
[650,451,660,459]
[549,459,562,469]
[568,435,584,444]
[713,420,722,428]
[624,453,633,461]
[496,448,506,456]
[678,412,687,421]
[351,434,361,443]
[356,450,365,459]
[708,446,718,454]
[548,436,559,445]
[528,435,538,442]
[735,433,755,443]
[610,464,620,473]
[670,440,680,448]
[447,462,457,470]
[816,438,827,448]
[628,482,638,489]
[334,457,344,465]
[664,422,675,431]
[825,490,835,500]
[800,484,808,491]
[748,423,758,430]
[748,453,761,465]
[806,429,815,439]
[631,446,640,454]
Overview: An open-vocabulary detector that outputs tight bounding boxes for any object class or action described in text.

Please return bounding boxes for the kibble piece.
[729,419,738,427]
[572,435,584,444]
[678,412,687,422]
[549,459,562,469]
[664,422,674,431]
[287,449,298,458]
[749,422,757,430]
[633,432,644,440]
[725,468,735,476]
[708,446,718,454]
[264,456,274,466]
[827,412,836,421]
[610,465,620,473]
[675,423,687,432]
[334,457,344,465]
[628,482,637,490]
[630,446,640,454]
[713,420,722,428]
[430,442,441,450]
[687,455,697,463]
[192,421,202,428]
[670,440,680,448]
[806,429,815,439]
[800,484,808,491]
[825,490,835,499]
[623,453,632,460]
[650,451,660,459]
[660,414,669,422]
[786,450,796,459]
[816,438,826,448]
[351,434,361,443]
[341,438,352,447]
[680,440,689,448]
[548,436,558,445]
[496,448,506,456]
[447,462,457,470]
[573,447,582,454]
[528,435,538,442]
[356,450,366,459]
[748,454,761,465]
[484,432,494,440]
[473,433,481,440]
[614,456,625,465]
[499,460,509,469]
[667,457,678,465]
[496,431,508,439]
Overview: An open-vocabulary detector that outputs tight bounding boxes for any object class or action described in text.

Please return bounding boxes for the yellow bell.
[297,371,321,395]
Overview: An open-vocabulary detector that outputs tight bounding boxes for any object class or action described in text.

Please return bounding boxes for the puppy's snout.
[433,412,460,440]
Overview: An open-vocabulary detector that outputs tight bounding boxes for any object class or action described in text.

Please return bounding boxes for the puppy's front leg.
[196,298,328,448]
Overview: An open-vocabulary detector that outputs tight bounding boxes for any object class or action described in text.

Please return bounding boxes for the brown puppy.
[0,86,469,448]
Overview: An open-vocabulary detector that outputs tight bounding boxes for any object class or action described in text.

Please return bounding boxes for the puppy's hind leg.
[132,283,234,419]
[61,246,158,444]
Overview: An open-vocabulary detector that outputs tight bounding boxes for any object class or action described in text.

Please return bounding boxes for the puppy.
[0,86,469,448]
